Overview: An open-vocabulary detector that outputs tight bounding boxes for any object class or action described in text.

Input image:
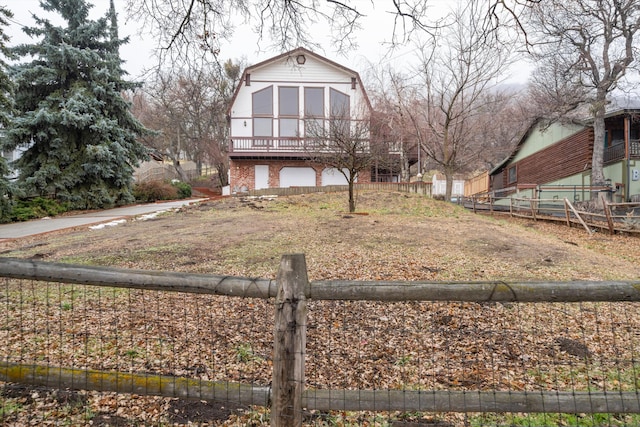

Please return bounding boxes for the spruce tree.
[5,0,149,209]
[0,5,16,221]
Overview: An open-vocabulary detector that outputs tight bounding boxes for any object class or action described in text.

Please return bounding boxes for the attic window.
[296,54,306,65]
[351,77,356,90]
[245,73,251,86]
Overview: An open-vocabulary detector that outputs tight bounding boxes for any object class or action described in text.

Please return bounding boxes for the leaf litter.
[1,191,640,426]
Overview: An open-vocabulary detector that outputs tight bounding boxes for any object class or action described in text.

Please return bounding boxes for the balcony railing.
[604,139,640,164]
[229,137,370,154]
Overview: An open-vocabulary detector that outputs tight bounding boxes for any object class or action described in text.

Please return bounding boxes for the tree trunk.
[216,163,229,187]
[348,178,356,213]
[444,169,454,202]
[591,97,607,204]
[401,148,410,182]
[173,159,189,182]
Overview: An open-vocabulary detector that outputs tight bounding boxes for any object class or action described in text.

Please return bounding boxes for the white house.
[227,47,373,193]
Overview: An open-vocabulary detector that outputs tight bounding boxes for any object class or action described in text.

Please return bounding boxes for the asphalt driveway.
[0,198,208,240]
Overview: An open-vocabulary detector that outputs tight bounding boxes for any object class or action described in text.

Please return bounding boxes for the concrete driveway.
[0,198,209,240]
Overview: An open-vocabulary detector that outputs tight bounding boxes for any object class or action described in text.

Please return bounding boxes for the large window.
[279,87,299,138]
[279,87,299,116]
[330,88,350,137]
[253,86,273,116]
[304,87,325,138]
[330,88,349,117]
[304,87,324,117]
[253,86,273,144]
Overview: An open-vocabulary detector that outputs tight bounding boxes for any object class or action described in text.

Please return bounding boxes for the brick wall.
[229,159,372,191]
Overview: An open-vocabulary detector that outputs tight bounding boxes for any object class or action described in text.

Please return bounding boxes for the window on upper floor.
[330,88,349,118]
[330,88,350,137]
[304,87,324,117]
[279,87,299,116]
[252,86,273,116]
[304,87,325,138]
[279,87,299,138]
[253,86,273,142]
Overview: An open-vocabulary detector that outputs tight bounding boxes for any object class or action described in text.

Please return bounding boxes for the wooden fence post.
[272,254,309,427]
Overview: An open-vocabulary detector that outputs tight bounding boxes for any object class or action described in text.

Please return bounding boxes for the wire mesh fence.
[1,257,640,426]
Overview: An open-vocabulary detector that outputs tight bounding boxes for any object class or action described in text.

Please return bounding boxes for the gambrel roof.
[228,46,372,115]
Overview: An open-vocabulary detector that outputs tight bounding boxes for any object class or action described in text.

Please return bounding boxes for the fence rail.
[247,181,432,197]
[464,192,640,235]
[2,255,640,426]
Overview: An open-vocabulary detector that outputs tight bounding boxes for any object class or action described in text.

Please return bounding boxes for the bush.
[133,181,179,202]
[11,197,69,222]
[171,180,192,199]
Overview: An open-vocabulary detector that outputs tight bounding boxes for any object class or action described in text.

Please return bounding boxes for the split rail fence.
[2,255,640,426]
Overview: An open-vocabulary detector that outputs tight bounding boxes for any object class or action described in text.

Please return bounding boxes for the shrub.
[10,197,69,222]
[133,181,179,202]
[171,180,192,199]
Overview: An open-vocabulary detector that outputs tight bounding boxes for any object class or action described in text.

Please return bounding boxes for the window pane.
[330,118,350,137]
[279,87,299,116]
[279,118,298,137]
[254,118,272,137]
[304,118,324,137]
[252,86,273,115]
[330,88,349,118]
[305,87,324,117]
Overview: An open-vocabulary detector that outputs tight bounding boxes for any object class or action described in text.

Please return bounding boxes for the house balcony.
[604,139,640,164]
[229,136,371,158]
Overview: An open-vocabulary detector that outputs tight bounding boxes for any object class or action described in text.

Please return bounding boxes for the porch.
[604,140,640,164]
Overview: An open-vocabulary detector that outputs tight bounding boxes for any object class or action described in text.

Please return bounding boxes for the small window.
[508,165,517,184]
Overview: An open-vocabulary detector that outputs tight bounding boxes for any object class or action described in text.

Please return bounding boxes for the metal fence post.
[272,254,309,427]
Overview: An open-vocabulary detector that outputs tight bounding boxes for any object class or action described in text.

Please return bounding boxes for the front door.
[255,165,269,190]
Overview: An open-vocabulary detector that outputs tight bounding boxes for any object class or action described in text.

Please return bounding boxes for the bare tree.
[526,0,640,194]
[304,110,374,213]
[124,0,540,66]
[367,66,420,182]
[131,62,241,186]
[405,1,511,201]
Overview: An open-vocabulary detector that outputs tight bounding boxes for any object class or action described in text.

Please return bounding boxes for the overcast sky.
[7,0,531,84]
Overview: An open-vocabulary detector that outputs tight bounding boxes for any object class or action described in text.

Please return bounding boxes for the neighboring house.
[226,47,375,193]
[489,110,640,203]
[431,173,465,198]
[1,146,28,179]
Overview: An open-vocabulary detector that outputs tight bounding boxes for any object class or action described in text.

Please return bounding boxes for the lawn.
[1,191,640,426]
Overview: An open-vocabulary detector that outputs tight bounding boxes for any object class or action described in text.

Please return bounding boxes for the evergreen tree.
[0,5,16,221]
[4,0,149,209]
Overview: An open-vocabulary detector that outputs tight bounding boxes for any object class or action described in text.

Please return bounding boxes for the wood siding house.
[489,110,640,202]
[226,47,376,193]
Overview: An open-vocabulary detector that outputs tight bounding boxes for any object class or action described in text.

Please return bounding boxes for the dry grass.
[2,191,640,426]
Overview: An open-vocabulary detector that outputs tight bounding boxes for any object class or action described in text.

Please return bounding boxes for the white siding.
[230,50,369,140]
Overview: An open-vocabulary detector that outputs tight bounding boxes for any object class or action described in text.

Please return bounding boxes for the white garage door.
[322,168,351,186]
[279,167,316,188]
